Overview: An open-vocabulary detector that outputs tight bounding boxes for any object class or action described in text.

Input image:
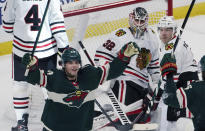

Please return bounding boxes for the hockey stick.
[31,0,51,57]
[172,0,196,53]
[78,41,157,131]
[24,0,51,77]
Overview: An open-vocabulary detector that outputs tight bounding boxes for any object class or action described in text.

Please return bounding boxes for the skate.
[12,114,29,131]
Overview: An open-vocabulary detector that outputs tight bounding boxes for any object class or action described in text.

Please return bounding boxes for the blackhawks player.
[21,43,140,131]
[157,16,198,131]
[160,53,205,131]
[94,7,161,125]
[2,0,69,130]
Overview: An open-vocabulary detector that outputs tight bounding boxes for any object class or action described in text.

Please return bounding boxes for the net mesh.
[62,0,169,41]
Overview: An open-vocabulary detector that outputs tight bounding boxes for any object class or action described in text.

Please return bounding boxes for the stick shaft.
[31,0,51,57]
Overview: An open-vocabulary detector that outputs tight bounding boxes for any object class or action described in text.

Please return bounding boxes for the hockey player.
[160,53,205,131]
[2,0,69,130]
[22,43,140,131]
[94,7,161,124]
[157,16,198,131]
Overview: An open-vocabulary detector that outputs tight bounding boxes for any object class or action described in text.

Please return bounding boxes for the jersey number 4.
[24,5,41,31]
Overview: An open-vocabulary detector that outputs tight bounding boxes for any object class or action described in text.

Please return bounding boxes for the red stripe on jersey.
[13,101,29,105]
[179,88,186,108]
[120,80,124,103]
[100,66,106,85]
[3,26,13,29]
[13,40,56,48]
[95,54,111,61]
[149,62,159,66]
[51,26,65,30]
[40,73,46,87]
[124,70,149,82]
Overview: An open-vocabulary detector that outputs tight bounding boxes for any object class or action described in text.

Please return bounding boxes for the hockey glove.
[151,85,163,111]
[142,90,154,113]
[118,42,140,63]
[160,53,177,78]
[22,53,38,71]
[136,48,152,70]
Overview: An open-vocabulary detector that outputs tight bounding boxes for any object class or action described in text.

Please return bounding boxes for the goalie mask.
[129,7,148,38]
[157,16,177,36]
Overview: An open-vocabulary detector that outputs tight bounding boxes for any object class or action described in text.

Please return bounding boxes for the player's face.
[65,60,80,80]
[159,27,174,44]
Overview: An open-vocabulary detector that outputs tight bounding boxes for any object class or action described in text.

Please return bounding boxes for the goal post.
[61,0,173,61]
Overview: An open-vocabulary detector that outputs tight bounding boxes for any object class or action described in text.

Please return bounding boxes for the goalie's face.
[65,60,80,80]
[158,27,174,44]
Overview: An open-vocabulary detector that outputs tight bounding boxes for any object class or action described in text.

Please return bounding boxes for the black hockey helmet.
[61,47,81,65]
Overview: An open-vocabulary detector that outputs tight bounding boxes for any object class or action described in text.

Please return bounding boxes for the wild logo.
[63,90,89,108]
[165,43,174,50]
[115,29,126,37]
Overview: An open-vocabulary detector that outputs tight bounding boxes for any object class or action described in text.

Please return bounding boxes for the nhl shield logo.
[63,90,89,108]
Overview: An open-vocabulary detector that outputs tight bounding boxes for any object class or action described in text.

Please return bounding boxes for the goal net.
[61,0,172,65]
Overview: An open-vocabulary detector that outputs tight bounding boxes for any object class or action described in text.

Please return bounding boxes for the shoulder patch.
[115,29,126,37]
[165,43,174,50]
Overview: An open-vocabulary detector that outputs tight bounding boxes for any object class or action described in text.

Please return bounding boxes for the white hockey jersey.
[159,36,198,86]
[2,0,69,58]
[94,27,160,88]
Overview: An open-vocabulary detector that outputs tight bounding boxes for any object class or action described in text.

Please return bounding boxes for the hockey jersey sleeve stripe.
[14,35,54,43]
[51,26,65,31]
[52,30,66,36]
[13,44,57,53]
[96,50,115,59]
[50,21,65,26]
[176,88,187,108]
[151,58,159,63]
[94,54,112,61]
[2,25,13,29]
[124,70,149,82]
[99,64,110,85]
[13,39,56,49]
[126,66,148,78]
[147,66,160,69]
[3,20,14,25]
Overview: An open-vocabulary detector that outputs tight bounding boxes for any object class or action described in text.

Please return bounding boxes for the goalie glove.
[136,48,152,70]
[118,42,140,63]
[22,53,38,71]
[160,53,177,77]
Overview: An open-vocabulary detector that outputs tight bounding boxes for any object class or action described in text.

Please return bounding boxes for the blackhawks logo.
[63,90,89,108]
[115,29,126,37]
[165,43,174,50]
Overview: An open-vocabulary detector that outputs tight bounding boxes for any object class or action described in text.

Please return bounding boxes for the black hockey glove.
[22,53,38,71]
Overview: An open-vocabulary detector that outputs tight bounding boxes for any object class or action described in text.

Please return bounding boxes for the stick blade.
[132,123,158,131]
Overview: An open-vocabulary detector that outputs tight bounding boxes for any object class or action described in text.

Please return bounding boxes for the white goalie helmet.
[129,7,148,38]
[157,16,177,32]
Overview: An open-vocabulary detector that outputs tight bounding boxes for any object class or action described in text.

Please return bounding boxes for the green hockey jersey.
[164,75,205,131]
[26,57,127,131]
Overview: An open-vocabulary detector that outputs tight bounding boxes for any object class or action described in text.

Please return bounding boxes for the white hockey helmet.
[157,16,177,32]
[129,7,148,38]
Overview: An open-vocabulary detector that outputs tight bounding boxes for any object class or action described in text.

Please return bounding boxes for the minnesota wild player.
[160,53,205,131]
[21,42,140,131]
